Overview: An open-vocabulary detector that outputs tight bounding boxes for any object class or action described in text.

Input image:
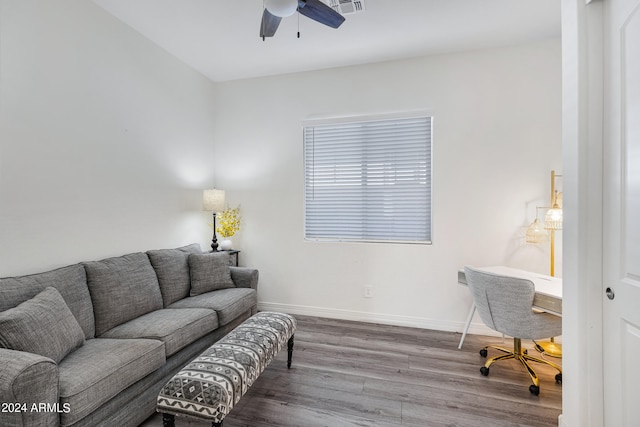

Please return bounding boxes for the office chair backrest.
[463,266,539,339]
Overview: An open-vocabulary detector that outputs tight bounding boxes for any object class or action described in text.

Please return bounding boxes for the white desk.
[457,266,562,349]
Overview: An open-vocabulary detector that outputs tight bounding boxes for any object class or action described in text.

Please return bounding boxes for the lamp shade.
[266,0,298,17]
[526,218,548,244]
[544,206,563,230]
[203,189,225,212]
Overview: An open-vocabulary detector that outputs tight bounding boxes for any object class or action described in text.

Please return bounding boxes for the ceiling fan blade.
[297,0,345,29]
[260,8,282,38]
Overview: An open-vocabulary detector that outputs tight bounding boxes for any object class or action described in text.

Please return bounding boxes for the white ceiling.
[92,0,561,82]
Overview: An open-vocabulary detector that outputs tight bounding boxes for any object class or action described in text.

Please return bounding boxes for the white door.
[603,0,640,425]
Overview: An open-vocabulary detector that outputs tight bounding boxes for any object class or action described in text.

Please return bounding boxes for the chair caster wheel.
[523,349,528,355]
[479,349,488,357]
[555,373,562,384]
[529,385,540,395]
[480,366,490,376]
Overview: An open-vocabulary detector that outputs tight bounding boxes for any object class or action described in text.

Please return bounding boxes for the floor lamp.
[203,189,226,252]
[537,170,563,357]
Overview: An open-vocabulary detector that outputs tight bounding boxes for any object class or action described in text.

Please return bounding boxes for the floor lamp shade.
[544,206,563,230]
[203,189,225,212]
[526,218,548,244]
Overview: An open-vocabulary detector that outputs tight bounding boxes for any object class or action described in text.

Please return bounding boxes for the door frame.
[561,0,605,426]
[560,0,607,426]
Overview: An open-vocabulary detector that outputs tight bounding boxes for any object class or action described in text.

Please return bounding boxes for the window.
[303,114,432,244]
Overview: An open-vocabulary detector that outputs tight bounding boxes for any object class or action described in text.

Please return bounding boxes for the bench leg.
[162,413,175,427]
[287,334,295,368]
[163,412,221,427]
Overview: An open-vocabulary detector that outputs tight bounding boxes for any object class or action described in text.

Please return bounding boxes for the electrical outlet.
[363,286,373,298]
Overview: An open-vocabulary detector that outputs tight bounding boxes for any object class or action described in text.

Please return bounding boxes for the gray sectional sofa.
[0,244,258,427]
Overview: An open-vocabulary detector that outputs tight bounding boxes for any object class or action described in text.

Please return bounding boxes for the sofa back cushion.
[147,243,203,307]
[188,252,235,296]
[83,252,163,336]
[0,287,85,363]
[0,264,95,339]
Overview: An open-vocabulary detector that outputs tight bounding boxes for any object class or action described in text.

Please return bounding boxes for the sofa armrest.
[229,267,259,290]
[0,349,59,427]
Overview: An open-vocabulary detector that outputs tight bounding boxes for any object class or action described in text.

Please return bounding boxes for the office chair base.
[479,338,562,395]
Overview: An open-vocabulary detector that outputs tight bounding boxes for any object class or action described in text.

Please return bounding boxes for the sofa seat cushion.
[0,287,85,363]
[58,337,165,426]
[147,243,203,307]
[83,252,164,336]
[100,308,218,356]
[0,264,95,339]
[169,288,257,326]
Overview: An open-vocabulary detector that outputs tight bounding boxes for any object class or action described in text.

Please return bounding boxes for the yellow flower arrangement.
[216,206,241,238]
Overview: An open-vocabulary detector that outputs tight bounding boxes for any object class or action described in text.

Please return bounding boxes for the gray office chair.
[463,266,562,395]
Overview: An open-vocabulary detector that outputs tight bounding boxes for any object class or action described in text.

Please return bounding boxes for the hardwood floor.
[141,315,561,427]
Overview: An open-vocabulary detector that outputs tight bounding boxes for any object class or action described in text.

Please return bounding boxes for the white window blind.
[304,115,432,243]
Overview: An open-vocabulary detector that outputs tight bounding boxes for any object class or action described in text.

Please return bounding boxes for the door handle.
[606,287,615,300]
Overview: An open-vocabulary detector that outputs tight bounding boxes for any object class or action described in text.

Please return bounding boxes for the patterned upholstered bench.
[157,312,296,427]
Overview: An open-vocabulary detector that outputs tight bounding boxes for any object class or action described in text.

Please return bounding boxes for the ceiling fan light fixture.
[266,0,298,17]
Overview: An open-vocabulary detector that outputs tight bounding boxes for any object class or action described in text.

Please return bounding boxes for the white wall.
[0,0,218,275]
[213,38,562,331]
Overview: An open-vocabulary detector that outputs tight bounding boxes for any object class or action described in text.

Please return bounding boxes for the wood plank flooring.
[141,315,561,427]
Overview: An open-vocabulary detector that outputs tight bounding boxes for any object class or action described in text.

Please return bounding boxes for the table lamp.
[203,189,225,251]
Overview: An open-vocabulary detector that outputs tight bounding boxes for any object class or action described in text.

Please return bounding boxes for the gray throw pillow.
[0,287,85,363]
[189,252,235,296]
[147,243,203,307]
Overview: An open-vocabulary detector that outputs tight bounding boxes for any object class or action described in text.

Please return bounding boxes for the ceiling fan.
[260,0,346,40]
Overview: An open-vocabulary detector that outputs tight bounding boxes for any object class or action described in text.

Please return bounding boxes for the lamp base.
[534,339,563,358]
[210,211,219,252]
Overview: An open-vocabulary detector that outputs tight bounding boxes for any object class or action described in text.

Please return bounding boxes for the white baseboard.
[558,414,566,427]
[257,301,501,337]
